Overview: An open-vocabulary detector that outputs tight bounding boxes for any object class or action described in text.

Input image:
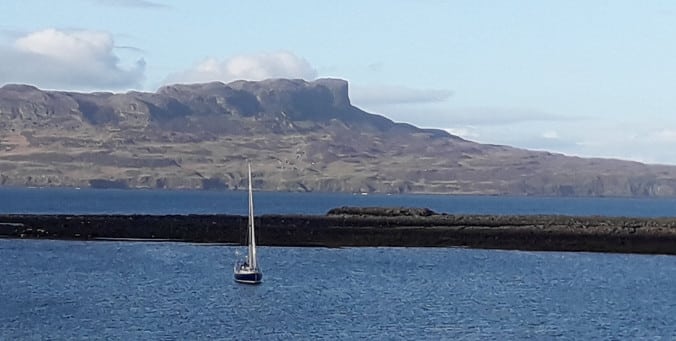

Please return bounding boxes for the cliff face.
[2,79,676,196]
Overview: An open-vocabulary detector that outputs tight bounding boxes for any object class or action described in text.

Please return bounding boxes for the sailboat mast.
[248,162,257,269]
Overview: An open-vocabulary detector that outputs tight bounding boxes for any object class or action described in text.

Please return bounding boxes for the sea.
[1,187,675,340]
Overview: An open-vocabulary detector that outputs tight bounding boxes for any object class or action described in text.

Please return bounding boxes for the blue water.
[1,188,676,339]
[1,240,675,339]
[2,187,676,216]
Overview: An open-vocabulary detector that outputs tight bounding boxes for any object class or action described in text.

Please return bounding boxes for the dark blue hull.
[234,271,263,284]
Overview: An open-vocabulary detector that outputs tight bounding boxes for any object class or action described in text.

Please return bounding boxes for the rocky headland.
[3,79,676,196]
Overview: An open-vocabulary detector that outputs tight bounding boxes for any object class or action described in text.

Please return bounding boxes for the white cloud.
[541,130,560,139]
[652,129,676,142]
[0,28,145,90]
[15,29,113,62]
[443,127,480,140]
[485,122,676,165]
[358,99,676,165]
[164,51,317,85]
[350,85,452,106]
[359,105,572,130]
[445,107,576,126]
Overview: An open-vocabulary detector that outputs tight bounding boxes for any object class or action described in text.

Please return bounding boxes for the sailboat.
[234,162,263,284]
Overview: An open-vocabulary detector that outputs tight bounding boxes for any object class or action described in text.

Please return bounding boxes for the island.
[1,207,675,255]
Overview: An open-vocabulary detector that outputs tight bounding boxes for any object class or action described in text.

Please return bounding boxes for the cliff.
[2,79,676,196]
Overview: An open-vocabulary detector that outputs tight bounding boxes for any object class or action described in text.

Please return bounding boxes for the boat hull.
[234,271,263,284]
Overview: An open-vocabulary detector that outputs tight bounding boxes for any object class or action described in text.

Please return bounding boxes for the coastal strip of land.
[1,207,675,255]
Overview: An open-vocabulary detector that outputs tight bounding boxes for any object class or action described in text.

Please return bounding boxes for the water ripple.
[1,240,675,339]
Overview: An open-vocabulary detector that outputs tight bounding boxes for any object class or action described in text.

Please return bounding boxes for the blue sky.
[2,0,676,164]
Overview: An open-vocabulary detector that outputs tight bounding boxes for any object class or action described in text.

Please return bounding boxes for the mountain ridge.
[1,79,676,197]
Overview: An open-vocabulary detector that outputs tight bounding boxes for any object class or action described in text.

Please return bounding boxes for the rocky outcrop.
[327,206,437,217]
[1,209,676,255]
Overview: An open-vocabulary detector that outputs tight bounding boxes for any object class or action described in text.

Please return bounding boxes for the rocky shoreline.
[1,207,676,255]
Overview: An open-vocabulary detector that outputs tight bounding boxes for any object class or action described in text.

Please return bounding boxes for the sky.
[2,0,676,164]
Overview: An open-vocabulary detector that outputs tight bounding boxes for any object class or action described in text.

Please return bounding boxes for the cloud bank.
[361,106,571,131]
[164,51,318,85]
[0,28,145,90]
[442,107,574,126]
[350,85,453,105]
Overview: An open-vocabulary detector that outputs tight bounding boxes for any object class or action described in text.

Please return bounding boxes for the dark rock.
[327,206,437,217]
[1,209,676,255]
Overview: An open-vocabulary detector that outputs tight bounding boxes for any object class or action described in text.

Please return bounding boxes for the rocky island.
[3,79,676,196]
[1,207,675,255]
[2,79,676,254]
